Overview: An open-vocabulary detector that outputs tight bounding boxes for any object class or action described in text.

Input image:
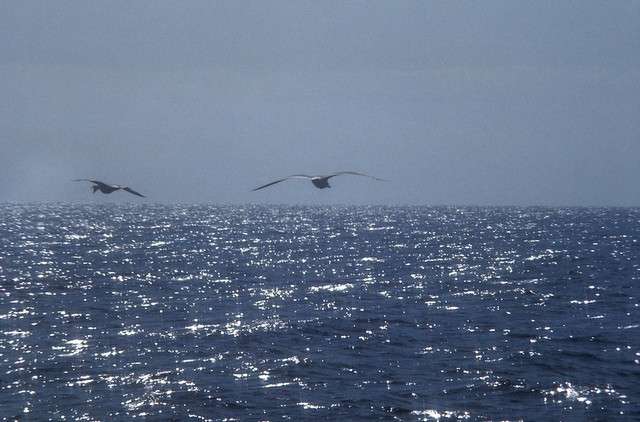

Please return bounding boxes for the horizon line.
[0,201,639,209]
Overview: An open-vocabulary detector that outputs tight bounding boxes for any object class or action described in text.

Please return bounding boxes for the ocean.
[0,204,638,421]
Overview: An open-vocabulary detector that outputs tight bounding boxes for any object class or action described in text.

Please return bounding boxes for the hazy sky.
[1,1,639,205]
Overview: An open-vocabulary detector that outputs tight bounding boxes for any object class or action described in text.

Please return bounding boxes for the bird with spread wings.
[74,179,146,197]
[252,171,386,191]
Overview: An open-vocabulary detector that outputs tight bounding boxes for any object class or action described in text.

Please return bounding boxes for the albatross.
[74,179,146,197]
[252,171,386,191]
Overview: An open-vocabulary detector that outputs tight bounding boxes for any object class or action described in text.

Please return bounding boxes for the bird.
[73,179,146,197]
[252,171,386,191]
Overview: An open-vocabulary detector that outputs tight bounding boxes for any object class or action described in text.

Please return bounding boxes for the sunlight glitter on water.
[0,205,639,420]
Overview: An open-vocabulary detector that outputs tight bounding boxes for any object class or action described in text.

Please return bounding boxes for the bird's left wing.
[252,175,313,191]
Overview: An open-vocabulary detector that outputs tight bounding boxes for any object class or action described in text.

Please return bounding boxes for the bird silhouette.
[252,171,386,191]
[74,179,145,197]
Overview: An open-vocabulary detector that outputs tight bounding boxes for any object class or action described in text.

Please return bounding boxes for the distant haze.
[1,1,639,205]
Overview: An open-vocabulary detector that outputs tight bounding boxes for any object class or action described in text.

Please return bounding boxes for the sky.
[1,1,639,205]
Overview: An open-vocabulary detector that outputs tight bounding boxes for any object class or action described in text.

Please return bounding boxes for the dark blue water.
[1,205,638,421]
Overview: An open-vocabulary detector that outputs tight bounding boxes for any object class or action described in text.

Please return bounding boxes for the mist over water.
[1,204,639,420]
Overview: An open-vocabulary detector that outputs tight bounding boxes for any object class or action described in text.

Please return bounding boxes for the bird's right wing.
[123,187,146,198]
[327,171,388,181]
[252,175,313,191]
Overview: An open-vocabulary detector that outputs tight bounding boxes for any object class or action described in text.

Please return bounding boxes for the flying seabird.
[252,171,386,191]
[74,179,146,197]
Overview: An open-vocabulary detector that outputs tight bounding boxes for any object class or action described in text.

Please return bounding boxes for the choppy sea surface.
[0,204,639,421]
